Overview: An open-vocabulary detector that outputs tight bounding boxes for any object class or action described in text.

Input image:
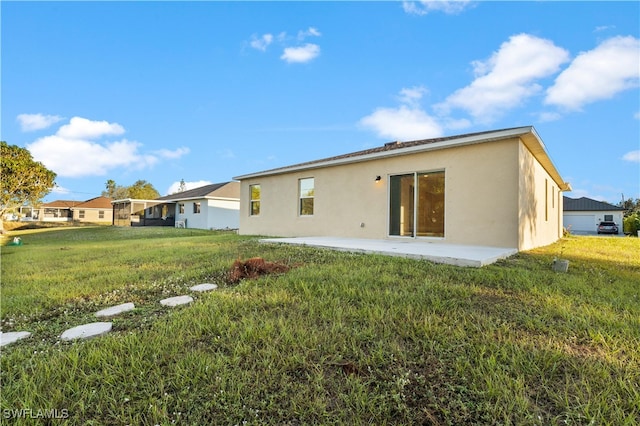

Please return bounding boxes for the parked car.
[597,221,619,234]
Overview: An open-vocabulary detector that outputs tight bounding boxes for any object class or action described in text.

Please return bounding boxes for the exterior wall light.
[375,176,382,182]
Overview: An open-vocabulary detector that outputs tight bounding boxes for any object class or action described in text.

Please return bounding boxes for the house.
[233,126,571,251]
[71,196,114,223]
[18,197,113,223]
[112,182,240,230]
[563,196,624,234]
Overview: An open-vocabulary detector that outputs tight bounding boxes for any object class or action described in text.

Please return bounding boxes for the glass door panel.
[389,174,415,236]
[416,171,445,237]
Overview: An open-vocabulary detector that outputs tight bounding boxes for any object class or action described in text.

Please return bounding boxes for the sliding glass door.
[389,171,445,238]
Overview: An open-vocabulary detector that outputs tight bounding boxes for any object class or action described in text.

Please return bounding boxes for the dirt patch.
[227,257,290,284]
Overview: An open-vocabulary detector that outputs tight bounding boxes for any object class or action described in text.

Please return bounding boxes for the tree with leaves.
[128,180,160,199]
[1,141,57,232]
[101,179,160,200]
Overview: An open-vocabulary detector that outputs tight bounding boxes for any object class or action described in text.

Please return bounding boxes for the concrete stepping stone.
[189,283,218,292]
[160,295,193,307]
[95,302,135,318]
[60,322,112,341]
[0,331,32,347]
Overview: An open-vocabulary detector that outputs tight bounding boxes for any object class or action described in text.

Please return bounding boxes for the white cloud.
[437,33,570,123]
[402,1,473,15]
[360,86,444,140]
[17,113,64,131]
[398,86,428,107]
[51,185,71,195]
[360,105,443,141]
[25,117,185,178]
[166,180,212,195]
[280,43,320,63]
[545,36,640,111]
[250,33,273,51]
[298,27,321,40]
[154,147,190,159]
[57,116,125,139]
[622,150,640,163]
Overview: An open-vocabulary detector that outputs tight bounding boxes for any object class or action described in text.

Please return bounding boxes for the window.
[193,202,201,214]
[79,210,85,219]
[604,214,613,222]
[299,178,314,216]
[250,184,261,216]
[545,179,548,222]
[179,203,185,214]
[99,210,105,219]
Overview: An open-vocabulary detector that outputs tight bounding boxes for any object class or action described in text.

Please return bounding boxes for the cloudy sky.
[2,1,639,203]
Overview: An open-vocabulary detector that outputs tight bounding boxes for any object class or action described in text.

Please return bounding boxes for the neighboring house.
[71,196,114,223]
[112,182,240,230]
[18,197,113,223]
[20,200,80,222]
[233,126,571,251]
[563,196,624,233]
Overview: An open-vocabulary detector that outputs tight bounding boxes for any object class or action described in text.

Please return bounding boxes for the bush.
[623,212,640,236]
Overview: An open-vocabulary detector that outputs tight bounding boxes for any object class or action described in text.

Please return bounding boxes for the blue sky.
[2,1,639,204]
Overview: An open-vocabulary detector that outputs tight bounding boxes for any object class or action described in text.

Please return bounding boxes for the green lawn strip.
[1,227,638,424]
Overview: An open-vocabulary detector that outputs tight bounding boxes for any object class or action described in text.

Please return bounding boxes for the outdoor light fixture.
[375,176,382,182]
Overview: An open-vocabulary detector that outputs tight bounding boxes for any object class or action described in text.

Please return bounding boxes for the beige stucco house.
[19,196,113,223]
[233,126,571,251]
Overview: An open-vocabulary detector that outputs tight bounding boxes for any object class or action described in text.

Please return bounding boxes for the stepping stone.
[0,331,32,347]
[189,283,218,292]
[60,322,112,341]
[160,295,193,307]
[95,302,135,318]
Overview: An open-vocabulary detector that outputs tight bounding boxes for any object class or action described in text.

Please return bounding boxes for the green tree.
[0,141,57,232]
[128,180,160,199]
[101,179,129,200]
[178,179,187,193]
[618,198,640,217]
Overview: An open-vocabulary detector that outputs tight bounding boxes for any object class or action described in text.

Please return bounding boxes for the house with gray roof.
[112,182,239,230]
[563,196,624,234]
[234,126,571,251]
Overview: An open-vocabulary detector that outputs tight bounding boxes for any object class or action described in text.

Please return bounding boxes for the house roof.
[563,196,624,211]
[73,196,113,209]
[155,182,240,202]
[41,200,82,208]
[233,126,571,191]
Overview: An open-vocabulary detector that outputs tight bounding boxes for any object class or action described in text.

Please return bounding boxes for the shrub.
[623,212,640,236]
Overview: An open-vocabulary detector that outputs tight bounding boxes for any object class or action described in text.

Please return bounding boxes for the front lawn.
[1,227,638,424]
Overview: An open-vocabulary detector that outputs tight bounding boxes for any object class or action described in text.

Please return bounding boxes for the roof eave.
[234,127,540,181]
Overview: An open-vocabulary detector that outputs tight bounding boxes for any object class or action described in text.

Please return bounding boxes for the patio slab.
[160,295,194,307]
[190,283,218,292]
[0,331,32,347]
[260,236,518,267]
[95,302,135,318]
[60,322,112,341]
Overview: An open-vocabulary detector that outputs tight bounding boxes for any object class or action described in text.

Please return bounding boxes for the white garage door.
[564,214,596,232]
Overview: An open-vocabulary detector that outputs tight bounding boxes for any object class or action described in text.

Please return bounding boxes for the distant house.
[234,126,571,251]
[112,182,240,230]
[71,196,114,223]
[563,196,624,233]
[26,200,79,222]
[18,196,113,223]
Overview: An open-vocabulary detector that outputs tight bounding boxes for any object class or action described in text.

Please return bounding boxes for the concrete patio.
[259,236,518,267]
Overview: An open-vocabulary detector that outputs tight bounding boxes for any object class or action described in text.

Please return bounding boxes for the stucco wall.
[517,142,562,251]
[239,138,535,248]
[177,198,239,230]
[73,208,112,223]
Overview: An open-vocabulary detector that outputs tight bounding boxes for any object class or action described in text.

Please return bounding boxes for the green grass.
[1,227,639,425]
